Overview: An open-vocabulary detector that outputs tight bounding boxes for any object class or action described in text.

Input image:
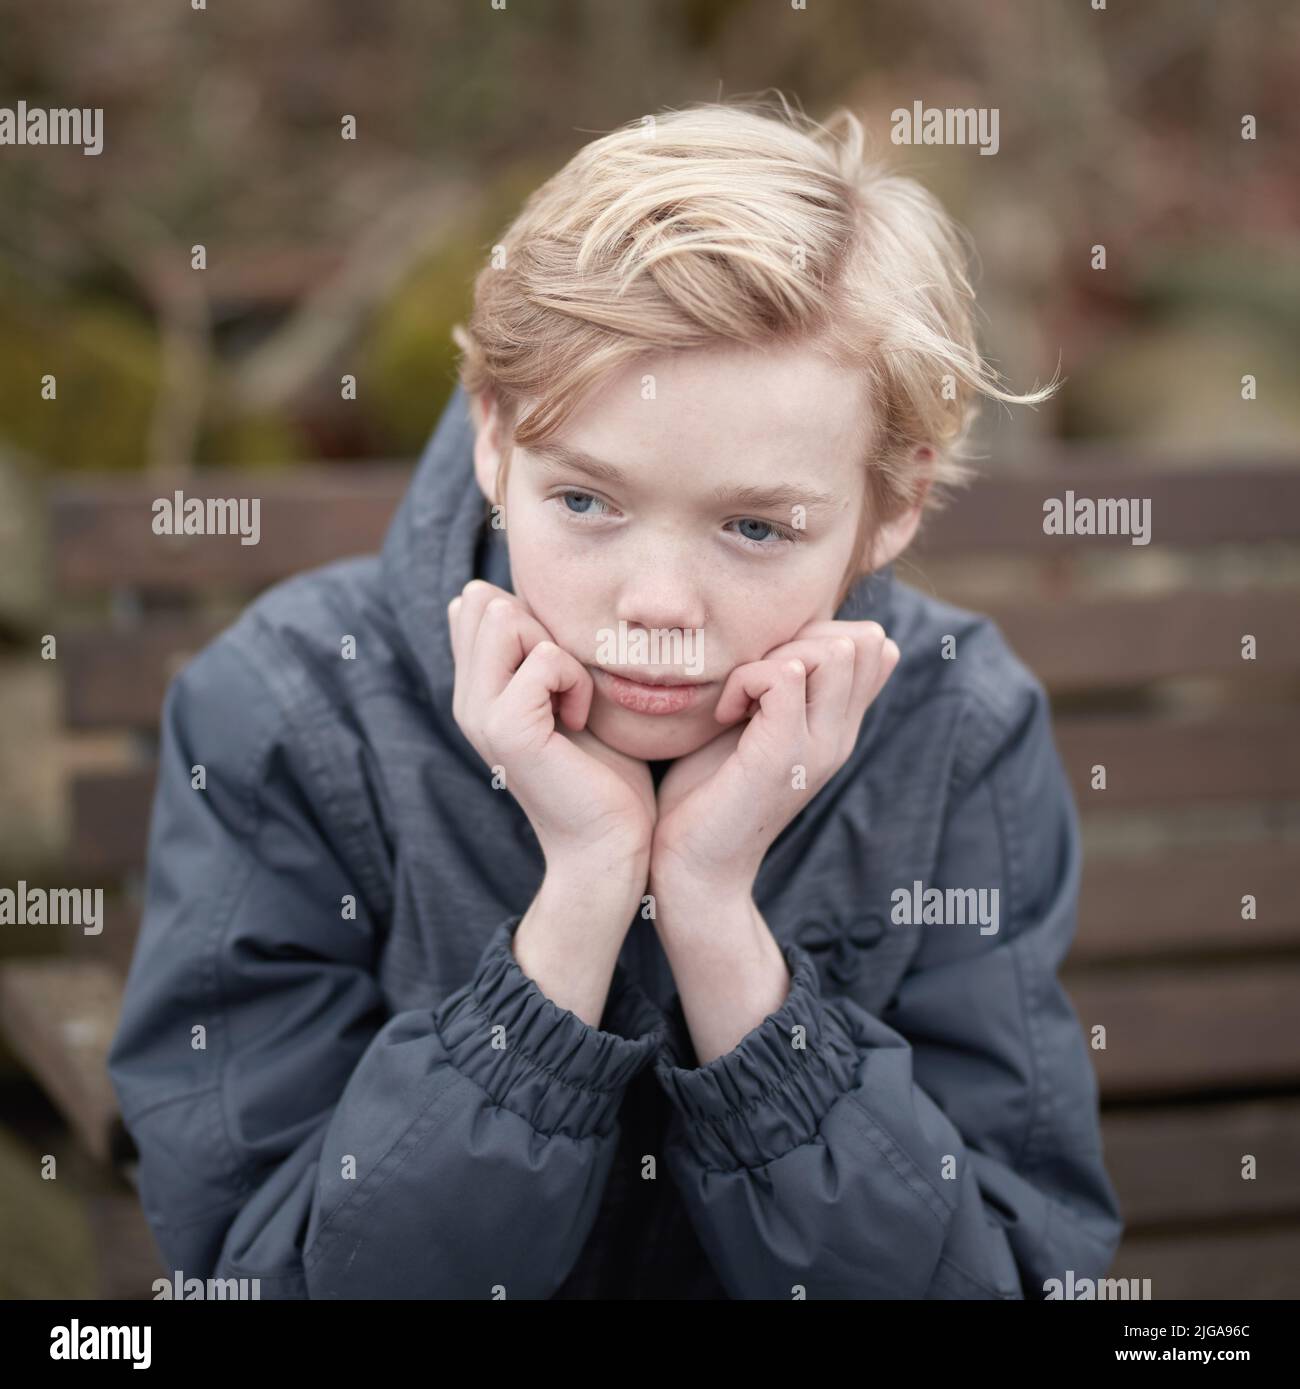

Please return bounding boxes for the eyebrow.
[528,440,841,514]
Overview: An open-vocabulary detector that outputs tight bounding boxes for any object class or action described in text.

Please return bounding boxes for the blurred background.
[1,0,1298,1298]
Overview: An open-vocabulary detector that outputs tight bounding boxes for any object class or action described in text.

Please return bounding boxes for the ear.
[865,445,935,570]
[471,389,507,504]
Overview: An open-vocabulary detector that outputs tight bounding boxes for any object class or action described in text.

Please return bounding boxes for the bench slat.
[68,713,1300,875]
[77,845,1300,972]
[70,771,154,877]
[53,460,1300,592]
[1067,962,1300,1099]
[985,591,1298,690]
[0,959,128,1167]
[1102,1098,1300,1228]
[1072,842,1300,963]
[54,465,411,592]
[1060,708,1300,808]
[58,590,1300,729]
[916,457,1300,553]
[68,708,1300,875]
[1109,1223,1300,1299]
[62,617,229,730]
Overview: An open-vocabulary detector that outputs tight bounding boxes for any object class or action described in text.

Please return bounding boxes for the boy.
[107,99,1124,1298]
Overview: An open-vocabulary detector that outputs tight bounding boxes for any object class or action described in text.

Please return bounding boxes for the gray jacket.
[107,384,1124,1298]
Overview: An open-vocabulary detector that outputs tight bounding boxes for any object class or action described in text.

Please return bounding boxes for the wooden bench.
[4,448,1299,1297]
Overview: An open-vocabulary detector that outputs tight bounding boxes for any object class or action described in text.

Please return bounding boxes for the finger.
[714,658,774,724]
[715,658,808,745]
[716,638,833,725]
[447,595,465,678]
[446,584,496,651]
[807,637,856,739]
[781,619,889,713]
[447,590,479,722]
[868,638,901,703]
[752,636,842,675]
[494,639,593,741]
[469,596,564,714]
[840,635,900,747]
[747,635,856,735]
[455,579,514,670]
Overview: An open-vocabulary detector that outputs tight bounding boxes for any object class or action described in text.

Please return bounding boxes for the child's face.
[473,342,910,762]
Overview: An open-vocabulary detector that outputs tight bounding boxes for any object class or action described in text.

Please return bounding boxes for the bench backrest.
[50,452,1300,1295]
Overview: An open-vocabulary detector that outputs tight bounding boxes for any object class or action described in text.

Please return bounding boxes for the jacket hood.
[379,382,509,707]
[380,382,897,710]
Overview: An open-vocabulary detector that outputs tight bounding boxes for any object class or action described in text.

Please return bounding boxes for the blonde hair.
[452,93,1058,604]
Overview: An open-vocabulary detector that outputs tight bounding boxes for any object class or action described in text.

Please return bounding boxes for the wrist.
[649,871,758,949]
[649,851,756,911]
[515,869,643,1028]
[544,849,649,915]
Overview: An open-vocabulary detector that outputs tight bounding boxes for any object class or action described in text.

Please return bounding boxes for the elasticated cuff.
[653,938,860,1171]
[438,915,666,1139]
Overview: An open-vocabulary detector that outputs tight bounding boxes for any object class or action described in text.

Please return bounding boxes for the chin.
[586,702,718,761]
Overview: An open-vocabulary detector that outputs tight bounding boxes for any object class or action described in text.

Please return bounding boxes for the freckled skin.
[471,342,923,762]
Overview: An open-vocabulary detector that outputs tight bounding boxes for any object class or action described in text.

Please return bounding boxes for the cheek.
[505,528,591,638]
[716,541,849,655]
[721,591,821,664]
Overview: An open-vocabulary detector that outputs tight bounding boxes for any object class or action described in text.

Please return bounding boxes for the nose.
[613,562,707,639]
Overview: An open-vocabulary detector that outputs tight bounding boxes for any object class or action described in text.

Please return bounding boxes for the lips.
[591,667,709,716]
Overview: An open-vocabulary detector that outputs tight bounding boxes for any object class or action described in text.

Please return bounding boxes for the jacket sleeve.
[652,679,1124,1299]
[107,635,665,1299]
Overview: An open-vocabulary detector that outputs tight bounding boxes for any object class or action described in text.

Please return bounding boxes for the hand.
[448,580,655,878]
[651,620,900,898]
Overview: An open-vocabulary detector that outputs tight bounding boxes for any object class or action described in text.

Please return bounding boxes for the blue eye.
[559,490,608,518]
[728,517,798,549]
